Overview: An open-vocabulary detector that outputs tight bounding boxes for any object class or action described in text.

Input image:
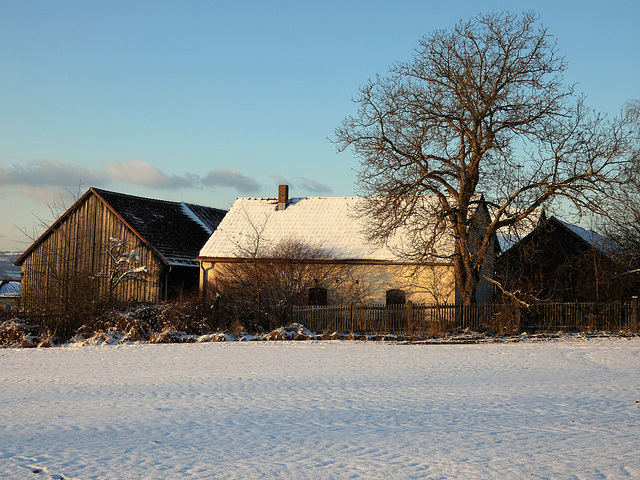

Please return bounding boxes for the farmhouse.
[197,185,493,306]
[15,187,226,312]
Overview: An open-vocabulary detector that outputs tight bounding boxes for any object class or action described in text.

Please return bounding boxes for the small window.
[308,287,328,306]
[386,289,406,305]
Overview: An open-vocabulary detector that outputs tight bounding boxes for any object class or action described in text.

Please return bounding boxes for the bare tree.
[335,11,631,304]
[208,209,377,330]
[93,237,148,297]
[601,101,640,270]
[258,238,337,316]
[15,185,85,248]
[212,237,345,331]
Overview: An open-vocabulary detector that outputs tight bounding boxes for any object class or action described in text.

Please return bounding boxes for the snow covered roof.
[554,218,619,259]
[0,280,20,297]
[0,252,21,281]
[198,195,459,263]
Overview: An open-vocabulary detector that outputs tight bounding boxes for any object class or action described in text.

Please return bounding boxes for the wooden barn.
[495,216,629,302]
[15,188,226,313]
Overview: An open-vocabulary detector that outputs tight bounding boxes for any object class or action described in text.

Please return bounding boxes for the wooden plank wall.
[20,194,164,313]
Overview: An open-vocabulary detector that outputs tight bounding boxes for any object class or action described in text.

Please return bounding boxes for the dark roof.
[92,188,227,266]
[552,217,619,258]
[497,216,619,263]
[16,188,227,267]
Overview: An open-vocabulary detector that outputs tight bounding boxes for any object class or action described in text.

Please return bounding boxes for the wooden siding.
[19,193,164,313]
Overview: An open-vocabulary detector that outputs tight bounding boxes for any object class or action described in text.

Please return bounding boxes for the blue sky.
[1,0,638,251]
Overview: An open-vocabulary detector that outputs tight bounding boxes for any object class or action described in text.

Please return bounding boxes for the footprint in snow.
[29,466,65,479]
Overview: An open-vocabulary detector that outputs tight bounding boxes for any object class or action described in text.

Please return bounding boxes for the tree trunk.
[454,245,479,306]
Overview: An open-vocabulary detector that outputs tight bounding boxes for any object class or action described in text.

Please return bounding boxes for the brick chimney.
[277,184,289,210]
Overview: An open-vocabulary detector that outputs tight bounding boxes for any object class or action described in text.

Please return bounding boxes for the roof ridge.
[93,187,226,212]
[92,187,182,206]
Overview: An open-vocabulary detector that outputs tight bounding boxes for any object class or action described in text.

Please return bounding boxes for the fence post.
[632,297,638,332]
[406,300,413,336]
[455,303,462,329]
[516,303,523,334]
[350,302,355,333]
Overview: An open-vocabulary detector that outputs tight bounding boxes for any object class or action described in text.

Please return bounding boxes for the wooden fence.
[293,300,640,336]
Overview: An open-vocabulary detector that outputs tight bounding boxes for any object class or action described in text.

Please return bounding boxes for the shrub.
[0,317,42,347]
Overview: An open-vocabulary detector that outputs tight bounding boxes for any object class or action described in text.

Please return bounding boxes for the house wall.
[201,260,456,305]
[19,194,164,313]
[469,201,495,304]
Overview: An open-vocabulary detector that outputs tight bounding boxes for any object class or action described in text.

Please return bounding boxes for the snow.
[556,218,620,258]
[2,339,640,479]
[0,280,20,297]
[199,196,395,261]
[180,202,213,235]
[198,196,459,262]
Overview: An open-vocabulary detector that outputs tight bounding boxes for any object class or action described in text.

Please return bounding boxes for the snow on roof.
[180,202,213,235]
[0,252,21,281]
[554,218,619,258]
[0,280,20,297]
[198,196,456,262]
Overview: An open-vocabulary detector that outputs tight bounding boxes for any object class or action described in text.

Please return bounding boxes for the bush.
[72,295,225,342]
[0,317,42,347]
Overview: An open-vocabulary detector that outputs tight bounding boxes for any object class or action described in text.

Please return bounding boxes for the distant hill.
[0,252,21,280]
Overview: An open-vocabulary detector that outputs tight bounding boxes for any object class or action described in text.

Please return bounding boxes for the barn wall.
[20,194,164,313]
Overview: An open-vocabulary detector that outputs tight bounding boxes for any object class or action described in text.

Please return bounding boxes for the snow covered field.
[1,339,640,479]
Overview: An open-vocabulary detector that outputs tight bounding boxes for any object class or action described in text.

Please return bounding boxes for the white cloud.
[267,175,333,196]
[0,160,107,188]
[299,177,333,194]
[202,167,260,194]
[104,159,167,186]
[270,174,292,186]
[104,159,196,189]
[0,159,202,201]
